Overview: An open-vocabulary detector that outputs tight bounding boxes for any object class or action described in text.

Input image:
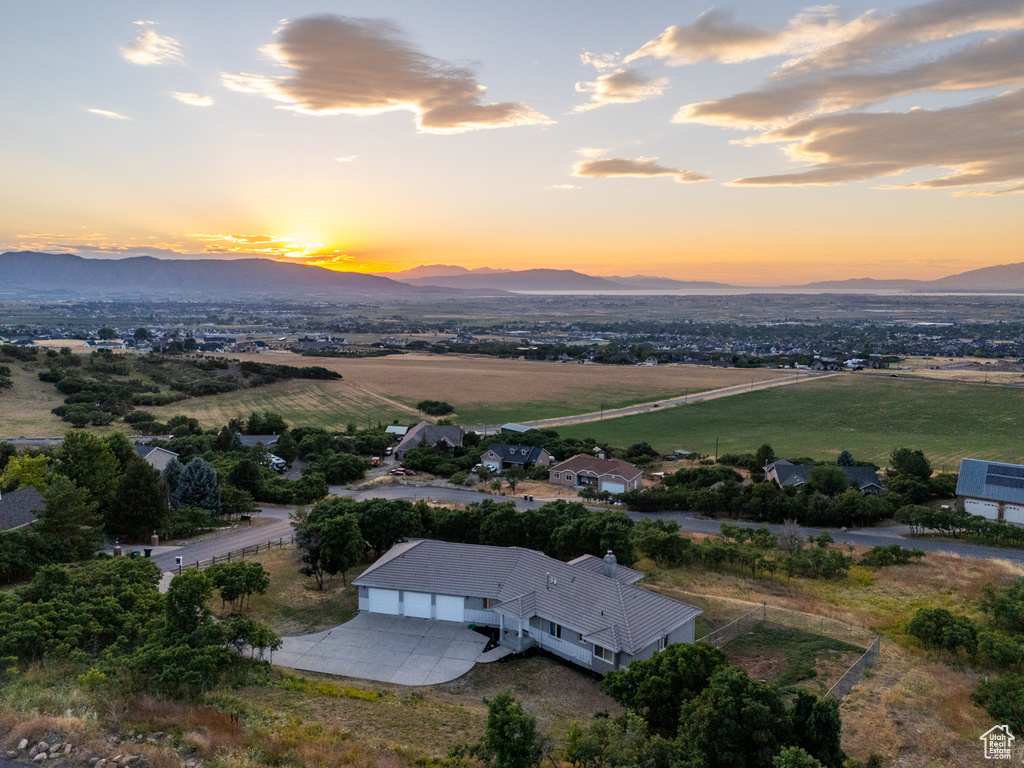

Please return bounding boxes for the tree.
[805,465,849,497]
[889,447,932,481]
[36,476,103,562]
[162,457,183,497]
[274,431,299,463]
[58,431,119,507]
[484,691,541,768]
[505,467,527,495]
[98,327,116,340]
[774,747,825,768]
[133,327,150,341]
[103,432,137,472]
[788,692,845,768]
[221,485,258,518]
[600,641,729,737]
[295,511,364,588]
[755,444,776,468]
[107,456,168,540]
[678,667,790,768]
[228,458,264,496]
[355,498,421,556]
[164,569,216,639]
[171,457,222,515]
[207,561,270,611]
[0,453,50,492]
[836,451,854,467]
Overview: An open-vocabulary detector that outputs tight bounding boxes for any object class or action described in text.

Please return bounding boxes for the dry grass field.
[145,351,789,429]
[217,537,1023,766]
[0,360,92,438]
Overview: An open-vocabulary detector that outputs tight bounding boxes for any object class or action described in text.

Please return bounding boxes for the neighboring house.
[385,425,409,439]
[765,459,882,494]
[956,458,1024,525]
[394,421,464,461]
[0,487,46,532]
[134,444,180,473]
[354,539,702,673]
[480,443,554,473]
[238,434,279,449]
[500,423,538,435]
[549,454,643,494]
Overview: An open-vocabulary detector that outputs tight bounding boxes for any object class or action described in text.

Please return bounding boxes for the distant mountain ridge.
[4,251,1024,297]
[0,251,418,298]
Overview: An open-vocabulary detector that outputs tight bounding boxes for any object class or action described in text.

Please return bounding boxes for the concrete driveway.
[273,613,490,685]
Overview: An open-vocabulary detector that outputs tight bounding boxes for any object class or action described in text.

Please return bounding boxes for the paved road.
[151,505,294,571]
[156,482,1024,569]
[627,510,1024,564]
[474,371,836,431]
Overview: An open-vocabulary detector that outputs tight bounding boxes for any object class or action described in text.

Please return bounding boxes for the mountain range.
[6,251,1024,297]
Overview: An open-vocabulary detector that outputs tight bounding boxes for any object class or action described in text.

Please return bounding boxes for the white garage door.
[1004,505,1024,525]
[602,481,626,494]
[435,595,465,622]
[965,499,999,520]
[403,591,432,619]
[368,588,400,615]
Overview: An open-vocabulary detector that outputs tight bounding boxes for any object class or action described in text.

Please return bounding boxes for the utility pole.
[715,437,719,462]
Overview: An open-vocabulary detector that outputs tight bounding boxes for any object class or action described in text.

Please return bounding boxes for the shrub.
[907,608,979,656]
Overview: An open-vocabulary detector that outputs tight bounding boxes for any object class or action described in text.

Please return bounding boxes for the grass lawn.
[557,374,1024,468]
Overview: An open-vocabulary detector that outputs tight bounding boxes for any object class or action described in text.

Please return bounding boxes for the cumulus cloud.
[87,108,130,119]
[573,156,709,183]
[171,92,214,106]
[573,67,669,112]
[222,14,552,133]
[729,88,1024,189]
[122,28,182,65]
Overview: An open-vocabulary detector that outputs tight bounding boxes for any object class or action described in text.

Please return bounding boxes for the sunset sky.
[2,0,1022,284]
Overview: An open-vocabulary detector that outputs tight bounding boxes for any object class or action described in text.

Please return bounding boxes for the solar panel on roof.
[986,474,1024,489]
[987,464,1024,478]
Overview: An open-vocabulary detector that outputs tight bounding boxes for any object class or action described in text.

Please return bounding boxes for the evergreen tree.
[108,457,168,540]
[172,457,222,515]
[788,692,845,768]
[162,457,183,499]
[37,476,103,562]
[837,451,854,467]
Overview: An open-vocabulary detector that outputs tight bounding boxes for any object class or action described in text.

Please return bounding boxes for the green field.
[558,375,1024,469]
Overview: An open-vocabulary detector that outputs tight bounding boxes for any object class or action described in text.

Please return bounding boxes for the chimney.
[603,550,617,578]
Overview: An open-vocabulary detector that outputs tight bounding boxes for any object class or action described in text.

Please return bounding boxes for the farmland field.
[142,351,789,430]
[557,374,1024,469]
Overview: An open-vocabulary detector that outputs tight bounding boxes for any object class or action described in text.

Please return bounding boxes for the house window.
[548,621,562,639]
[658,634,670,651]
[594,645,614,663]
[483,598,495,609]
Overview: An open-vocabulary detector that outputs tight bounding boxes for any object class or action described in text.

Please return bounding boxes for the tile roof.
[549,454,642,481]
[956,458,1024,504]
[355,539,701,655]
[0,486,45,532]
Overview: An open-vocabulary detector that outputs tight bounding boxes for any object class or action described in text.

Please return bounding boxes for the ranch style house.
[956,458,1024,525]
[354,539,702,674]
[548,454,643,494]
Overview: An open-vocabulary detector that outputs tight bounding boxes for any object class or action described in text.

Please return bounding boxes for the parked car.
[370,456,381,467]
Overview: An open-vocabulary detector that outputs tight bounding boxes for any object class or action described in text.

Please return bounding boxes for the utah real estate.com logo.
[980,725,1015,760]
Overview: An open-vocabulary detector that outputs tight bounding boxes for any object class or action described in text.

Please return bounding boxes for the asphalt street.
[150,483,1024,572]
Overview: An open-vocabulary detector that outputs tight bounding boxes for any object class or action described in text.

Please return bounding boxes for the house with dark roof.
[765,459,882,494]
[956,458,1024,525]
[549,454,643,494]
[394,421,464,461]
[134,444,179,472]
[0,486,46,532]
[354,539,702,673]
[480,443,554,473]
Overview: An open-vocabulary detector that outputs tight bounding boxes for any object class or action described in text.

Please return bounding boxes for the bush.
[859,545,925,568]
[416,400,455,416]
[972,674,1024,732]
[907,608,979,656]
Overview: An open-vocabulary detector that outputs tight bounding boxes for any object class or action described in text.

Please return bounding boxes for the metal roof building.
[956,458,1024,524]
